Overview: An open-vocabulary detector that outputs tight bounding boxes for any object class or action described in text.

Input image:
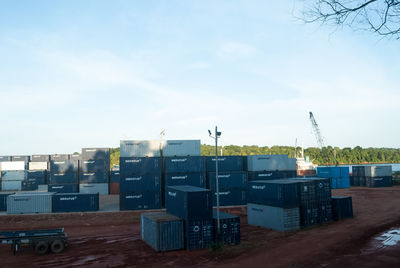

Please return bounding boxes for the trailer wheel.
[35,241,49,255]
[50,239,65,253]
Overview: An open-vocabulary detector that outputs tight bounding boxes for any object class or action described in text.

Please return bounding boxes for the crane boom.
[309,112,325,148]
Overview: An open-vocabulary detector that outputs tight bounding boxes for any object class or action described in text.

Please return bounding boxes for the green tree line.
[109,145,400,167]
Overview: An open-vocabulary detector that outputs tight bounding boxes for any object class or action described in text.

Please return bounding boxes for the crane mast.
[309,112,325,149]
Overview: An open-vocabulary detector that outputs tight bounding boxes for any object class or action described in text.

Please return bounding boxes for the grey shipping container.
[81,148,110,160]
[141,212,184,251]
[1,171,27,181]
[206,156,244,172]
[48,184,79,193]
[120,140,164,157]
[30,155,50,162]
[79,183,109,195]
[49,172,79,184]
[70,154,81,160]
[0,192,15,211]
[53,193,99,212]
[162,140,201,157]
[79,172,109,183]
[364,166,392,177]
[7,192,55,214]
[50,154,70,161]
[0,156,11,162]
[119,157,162,174]
[164,156,205,173]
[11,155,30,162]
[247,203,300,232]
[207,171,248,190]
[164,173,206,188]
[246,155,296,172]
[1,181,22,191]
[50,160,78,173]
[120,191,162,210]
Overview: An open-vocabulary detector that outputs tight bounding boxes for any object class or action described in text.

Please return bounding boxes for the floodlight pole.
[215,126,220,241]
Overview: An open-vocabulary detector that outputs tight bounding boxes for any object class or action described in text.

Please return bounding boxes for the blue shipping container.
[316,167,332,178]
[212,211,240,245]
[21,180,39,191]
[120,173,161,192]
[49,172,79,184]
[0,193,15,211]
[185,219,213,250]
[247,180,299,208]
[27,171,47,184]
[50,160,78,173]
[80,160,109,172]
[110,171,120,182]
[212,188,246,206]
[48,184,79,193]
[120,191,162,210]
[207,171,247,190]
[53,193,99,212]
[206,156,244,172]
[141,212,184,252]
[332,196,353,220]
[166,185,213,220]
[79,172,109,183]
[164,173,206,188]
[164,156,205,173]
[120,157,162,174]
[366,176,392,187]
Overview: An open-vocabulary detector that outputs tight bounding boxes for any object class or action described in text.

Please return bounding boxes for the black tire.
[35,241,49,255]
[50,239,65,253]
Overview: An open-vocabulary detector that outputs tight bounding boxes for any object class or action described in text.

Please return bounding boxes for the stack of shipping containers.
[206,156,247,206]
[26,154,49,191]
[0,156,28,191]
[49,154,79,193]
[119,140,162,210]
[79,148,110,195]
[246,155,297,181]
[317,166,350,189]
[351,165,392,187]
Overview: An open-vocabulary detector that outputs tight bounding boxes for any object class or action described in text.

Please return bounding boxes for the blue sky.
[1,1,399,155]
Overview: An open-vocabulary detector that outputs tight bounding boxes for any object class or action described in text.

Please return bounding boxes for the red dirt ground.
[1,186,400,268]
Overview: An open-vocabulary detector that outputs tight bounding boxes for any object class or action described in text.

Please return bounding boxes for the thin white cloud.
[218,42,256,60]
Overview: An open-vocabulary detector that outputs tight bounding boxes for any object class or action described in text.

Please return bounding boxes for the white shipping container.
[28,162,48,170]
[7,192,55,214]
[1,171,27,181]
[162,140,201,157]
[0,161,26,171]
[79,183,109,195]
[1,180,22,191]
[120,140,165,157]
[247,155,296,171]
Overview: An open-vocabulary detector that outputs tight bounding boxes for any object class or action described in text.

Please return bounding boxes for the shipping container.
[185,219,213,250]
[206,156,244,172]
[50,160,78,173]
[109,182,120,194]
[212,211,240,245]
[48,184,79,193]
[21,180,39,191]
[79,159,110,172]
[0,156,11,162]
[50,154,70,161]
[30,155,50,162]
[53,193,99,212]
[119,157,162,174]
[7,192,55,214]
[79,183,109,195]
[70,154,81,161]
[162,140,201,157]
[11,155,30,162]
[38,184,48,191]
[247,203,300,232]
[207,171,248,190]
[164,173,206,188]
[246,155,296,172]
[247,180,299,208]
[0,161,26,171]
[79,172,109,183]
[352,166,365,177]
[81,148,110,160]
[299,202,320,227]
[120,191,162,210]
[164,156,205,173]
[120,140,164,157]
[212,188,246,206]
[141,212,184,251]
[306,177,332,201]
[366,176,392,187]
[166,185,212,220]
[1,181,22,191]
[0,192,14,211]
[27,170,47,184]
[319,200,333,223]
[110,171,120,182]
[49,172,79,184]
[28,161,48,170]
[1,170,27,181]
[120,173,162,192]
[332,196,353,220]
[365,166,392,177]
[247,170,297,181]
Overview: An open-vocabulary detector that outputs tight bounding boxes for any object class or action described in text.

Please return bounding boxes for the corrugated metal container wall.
[0,193,14,211]
[79,172,109,183]
[50,160,78,173]
[28,162,48,170]
[0,156,11,162]
[207,171,248,190]
[162,140,201,157]
[120,140,164,157]
[247,170,297,181]
[49,173,79,184]
[247,203,300,232]
[120,174,161,192]
[164,173,206,188]
[1,181,22,191]
[110,171,120,182]
[213,211,240,245]
[120,191,162,210]
[0,161,26,171]
[50,154,70,161]
[53,193,99,212]
[141,212,184,251]
[185,219,213,250]
[164,156,205,173]
[206,156,244,172]
[246,155,296,171]
[212,188,246,206]
[48,184,79,193]
[30,155,50,162]
[7,192,55,214]
[1,171,27,181]
[365,165,392,177]
[247,180,299,208]
[79,183,109,195]
[81,148,110,160]
[119,157,162,174]
[165,185,212,220]
[332,196,353,220]
[11,155,30,162]
[21,180,39,191]
[79,160,109,172]
[27,170,47,184]
[366,176,392,187]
